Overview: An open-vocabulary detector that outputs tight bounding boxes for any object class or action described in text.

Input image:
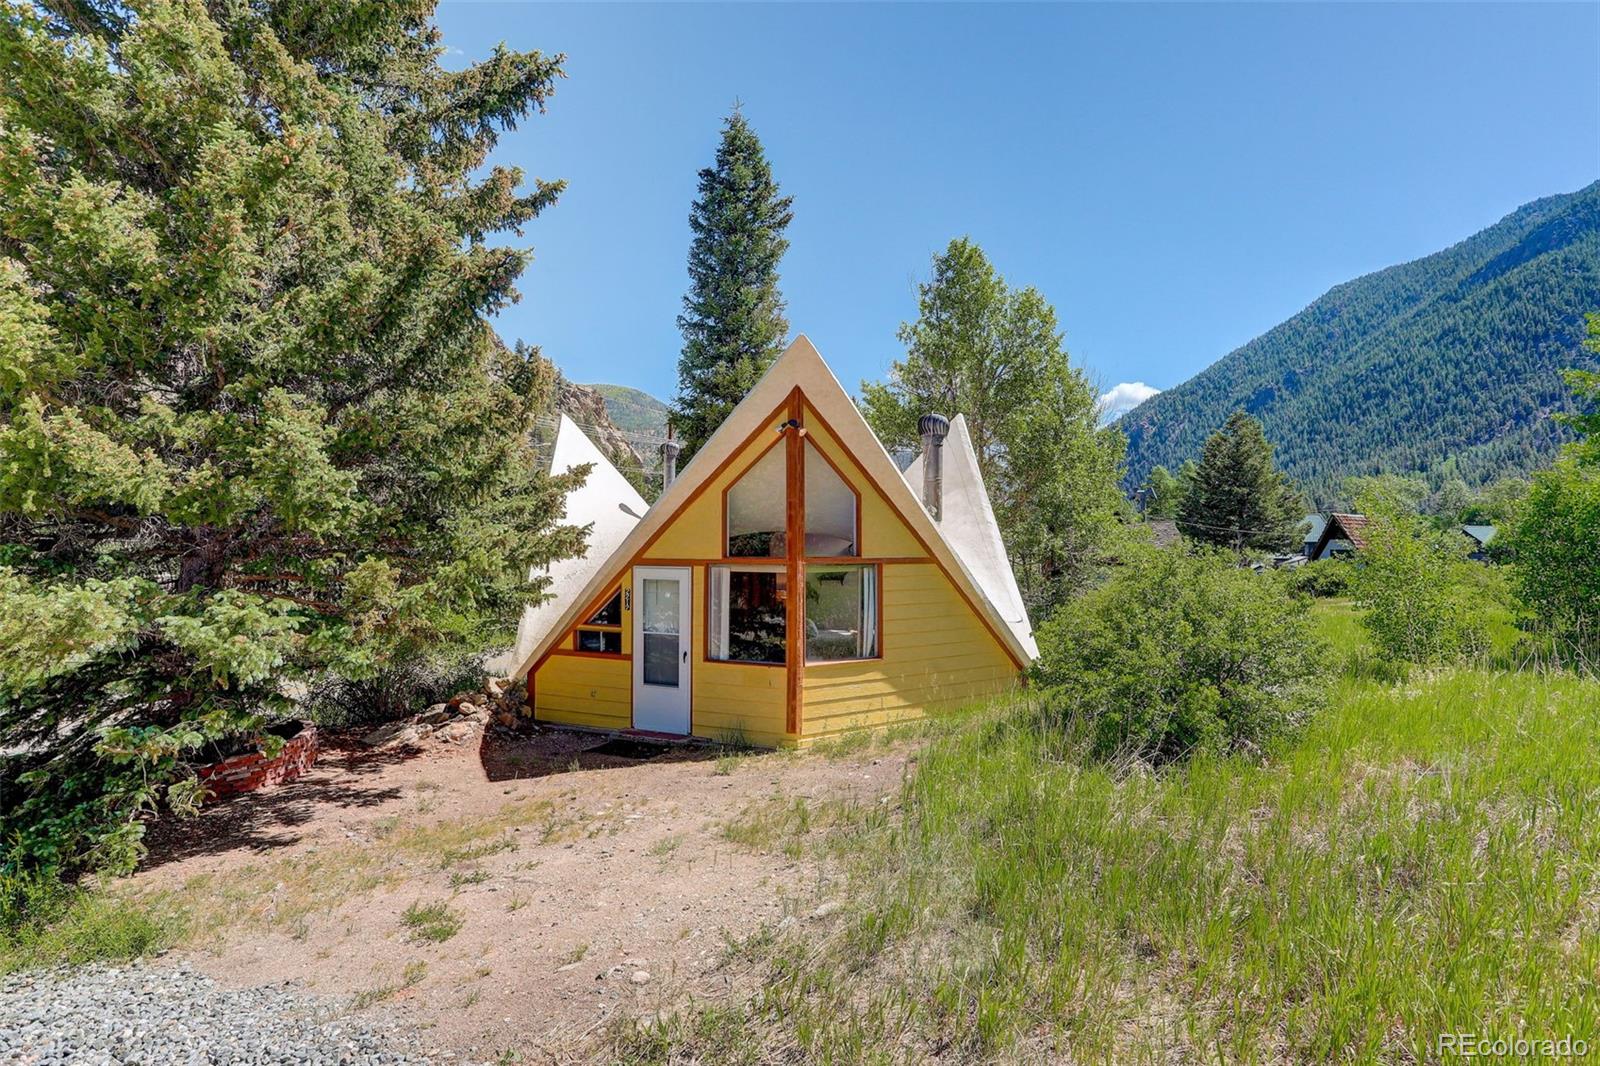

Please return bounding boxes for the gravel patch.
[0,962,453,1065]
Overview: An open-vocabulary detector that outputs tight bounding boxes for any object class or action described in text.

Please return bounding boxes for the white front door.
[632,567,692,734]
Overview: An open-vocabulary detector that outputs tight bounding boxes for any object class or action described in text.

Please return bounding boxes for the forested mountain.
[589,383,671,440]
[1121,182,1600,506]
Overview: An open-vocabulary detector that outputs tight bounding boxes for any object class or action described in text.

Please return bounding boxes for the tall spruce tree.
[1177,412,1305,559]
[0,3,582,874]
[671,109,793,461]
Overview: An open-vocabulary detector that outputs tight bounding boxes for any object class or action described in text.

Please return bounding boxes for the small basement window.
[805,565,878,662]
[574,589,623,655]
[708,565,787,664]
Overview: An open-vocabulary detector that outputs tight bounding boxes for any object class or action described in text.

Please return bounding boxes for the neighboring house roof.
[903,414,1037,658]
[1461,524,1498,547]
[1309,512,1370,558]
[1148,519,1181,549]
[491,414,649,673]
[509,335,1036,679]
[1302,513,1327,544]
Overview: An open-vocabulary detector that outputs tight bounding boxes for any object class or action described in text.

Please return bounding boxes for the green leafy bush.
[1503,324,1600,659]
[303,652,489,730]
[1030,546,1327,762]
[1289,558,1352,598]
[1349,495,1489,667]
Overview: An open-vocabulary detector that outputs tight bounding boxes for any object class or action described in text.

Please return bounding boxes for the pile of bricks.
[195,722,319,800]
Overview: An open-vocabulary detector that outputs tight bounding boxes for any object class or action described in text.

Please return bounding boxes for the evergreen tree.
[1177,412,1305,558]
[862,238,1126,610]
[671,108,794,461]
[0,3,581,874]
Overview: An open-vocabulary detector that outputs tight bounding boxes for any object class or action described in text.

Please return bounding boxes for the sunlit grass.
[617,643,1600,1062]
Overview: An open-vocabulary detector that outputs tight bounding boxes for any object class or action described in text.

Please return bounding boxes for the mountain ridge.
[1121,181,1600,505]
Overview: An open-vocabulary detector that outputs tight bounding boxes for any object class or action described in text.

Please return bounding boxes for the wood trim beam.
[785,387,805,737]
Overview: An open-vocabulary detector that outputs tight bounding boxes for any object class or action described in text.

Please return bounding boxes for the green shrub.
[303,652,488,730]
[1289,558,1352,598]
[1030,545,1327,762]
[1349,496,1489,667]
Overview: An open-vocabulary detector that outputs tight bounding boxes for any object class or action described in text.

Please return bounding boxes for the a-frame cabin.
[511,336,1034,747]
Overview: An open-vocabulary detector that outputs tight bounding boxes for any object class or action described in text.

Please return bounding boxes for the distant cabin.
[1302,513,1500,563]
[507,336,1034,747]
[1461,524,1497,561]
[1308,512,1370,560]
[1301,514,1327,559]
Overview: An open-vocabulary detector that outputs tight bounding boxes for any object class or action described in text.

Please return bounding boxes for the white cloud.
[1097,381,1161,421]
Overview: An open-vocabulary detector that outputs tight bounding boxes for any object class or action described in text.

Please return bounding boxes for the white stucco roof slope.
[491,414,649,672]
[903,415,1036,659]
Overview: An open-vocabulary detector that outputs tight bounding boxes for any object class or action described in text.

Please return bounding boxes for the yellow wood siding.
[533,652,631,731]
[643,433,786,561]
[802,568,1019,740]
[530,392,1021,747]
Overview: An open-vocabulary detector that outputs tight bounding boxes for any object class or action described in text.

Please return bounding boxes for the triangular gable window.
[726,442,787,557]
[804,441,857,557]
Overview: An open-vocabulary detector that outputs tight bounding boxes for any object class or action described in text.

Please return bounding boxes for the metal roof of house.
[1461,524,1498,546]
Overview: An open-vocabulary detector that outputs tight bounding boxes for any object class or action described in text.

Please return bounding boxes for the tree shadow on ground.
[478,726,726,783]
[139,736,415,870]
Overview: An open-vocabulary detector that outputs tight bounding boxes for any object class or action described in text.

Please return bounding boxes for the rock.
[362,721,421,748]
[456,701,482,719]
[418,705,450,726]
[496,712,516,728]
[0,961,440,1063]
[486,677,507,699]
[811,901,842,920]
[435,720,478,744]
[629,971,651,986]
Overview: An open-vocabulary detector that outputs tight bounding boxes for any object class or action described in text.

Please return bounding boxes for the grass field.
[620,601,1600,1063]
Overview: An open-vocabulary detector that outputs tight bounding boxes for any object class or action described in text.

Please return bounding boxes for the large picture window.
[709,565,787,664]
[804,442,857,556]
[725,444,787,558]
[805,565,878,662]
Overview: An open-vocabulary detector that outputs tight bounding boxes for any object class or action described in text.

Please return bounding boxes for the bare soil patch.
[131,725,910,1062]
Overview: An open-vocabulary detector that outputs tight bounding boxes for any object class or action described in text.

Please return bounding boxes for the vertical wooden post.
[784,387,805,738]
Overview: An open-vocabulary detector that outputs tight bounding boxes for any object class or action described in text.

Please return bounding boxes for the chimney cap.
[918,413,950,439]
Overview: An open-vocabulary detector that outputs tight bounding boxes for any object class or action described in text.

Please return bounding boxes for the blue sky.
[435,2,1600,414]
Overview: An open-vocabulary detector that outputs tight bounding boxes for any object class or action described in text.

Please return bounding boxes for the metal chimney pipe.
[918,413,949,522]
[660,426,681,492]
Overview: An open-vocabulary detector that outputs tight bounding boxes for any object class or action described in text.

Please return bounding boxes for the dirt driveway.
[133,725,911,1062]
